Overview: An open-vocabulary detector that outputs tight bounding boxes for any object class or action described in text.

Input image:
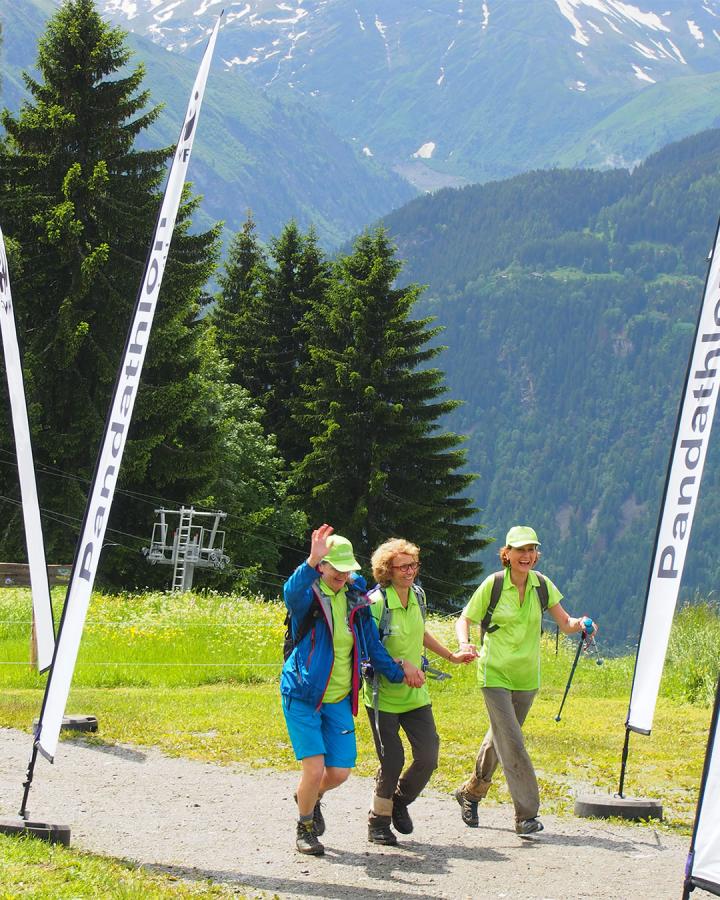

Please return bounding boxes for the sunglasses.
[392,562,420,573]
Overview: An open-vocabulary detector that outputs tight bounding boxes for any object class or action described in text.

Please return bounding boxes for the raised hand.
[308,523,334,567]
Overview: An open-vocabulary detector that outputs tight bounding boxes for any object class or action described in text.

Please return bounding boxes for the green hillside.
[383,129,720,647]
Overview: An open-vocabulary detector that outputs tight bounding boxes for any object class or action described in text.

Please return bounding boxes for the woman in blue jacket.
[281,523,425,856]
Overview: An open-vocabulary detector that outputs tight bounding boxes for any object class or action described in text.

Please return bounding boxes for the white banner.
[628,221,720,734]
[0,226,55,671]
[36,16,222,761]
[685,676,720,896]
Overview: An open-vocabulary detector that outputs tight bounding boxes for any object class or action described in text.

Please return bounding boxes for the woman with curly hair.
[363,537,475,846]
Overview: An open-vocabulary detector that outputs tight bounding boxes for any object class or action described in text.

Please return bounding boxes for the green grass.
[0,587,717,892]
[0,832,249,898]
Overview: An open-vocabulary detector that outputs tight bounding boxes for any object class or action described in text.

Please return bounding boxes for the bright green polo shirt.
[320,580,354,703]
[463,568,562,691]
[362,584,430,713]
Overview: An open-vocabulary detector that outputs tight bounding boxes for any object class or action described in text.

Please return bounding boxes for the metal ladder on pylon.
[172,507,194,592]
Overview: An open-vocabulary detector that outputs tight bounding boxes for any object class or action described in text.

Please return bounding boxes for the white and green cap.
[505,525,540,548]
[322,534,360,572]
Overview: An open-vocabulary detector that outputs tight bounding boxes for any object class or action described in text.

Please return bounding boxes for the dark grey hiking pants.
[366,703,440,808]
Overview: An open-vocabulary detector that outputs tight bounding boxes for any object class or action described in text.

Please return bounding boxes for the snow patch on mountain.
[632,63,656,81]
[413,142,436,159]
[688,19,705,45]
[554,0,670,47]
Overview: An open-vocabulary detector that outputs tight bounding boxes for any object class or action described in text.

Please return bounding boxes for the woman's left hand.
[448,648,477,664]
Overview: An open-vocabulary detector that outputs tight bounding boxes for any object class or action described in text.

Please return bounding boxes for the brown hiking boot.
[454,788,479,827]
[296,820,324,855]
[368,821,398,845]
[515,817,544,837]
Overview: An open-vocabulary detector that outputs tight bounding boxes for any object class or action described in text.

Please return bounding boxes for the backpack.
[282,582,365,661]
[283,587,323,661]
[375,583,427,643]
[480,571,549,644]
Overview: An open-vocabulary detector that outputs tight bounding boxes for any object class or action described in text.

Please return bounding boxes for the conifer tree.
[293,228,487,603]
[213,213,270,391]
[215,219,331,466]
[0,0,303,585]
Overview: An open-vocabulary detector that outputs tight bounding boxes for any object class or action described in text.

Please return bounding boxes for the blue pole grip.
[582,617,594,635]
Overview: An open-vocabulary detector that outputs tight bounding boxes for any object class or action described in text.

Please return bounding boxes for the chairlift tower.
[143,506,229,591]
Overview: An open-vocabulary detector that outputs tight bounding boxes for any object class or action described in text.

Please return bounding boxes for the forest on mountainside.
[384,129,720,648]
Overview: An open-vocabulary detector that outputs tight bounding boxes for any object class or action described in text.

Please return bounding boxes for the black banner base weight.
[0,817,71,845]
[575,794,662,821]
[33,715,98,733]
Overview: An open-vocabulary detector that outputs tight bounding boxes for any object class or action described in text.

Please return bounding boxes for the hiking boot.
[454,788,479,827]
[294,792,325,836]
[515,817,544,837]
[296,820,324,855]
[392,799,413,834]
[368,821,398,846]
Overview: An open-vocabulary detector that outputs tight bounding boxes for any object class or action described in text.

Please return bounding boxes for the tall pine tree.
[0,0,303,587]
[293,229,487,604]
[214,219,330,467]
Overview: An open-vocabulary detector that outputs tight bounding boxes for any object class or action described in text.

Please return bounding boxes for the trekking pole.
[554,618,595,722]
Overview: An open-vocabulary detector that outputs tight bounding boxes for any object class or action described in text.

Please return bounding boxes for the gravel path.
[0,726,701,899]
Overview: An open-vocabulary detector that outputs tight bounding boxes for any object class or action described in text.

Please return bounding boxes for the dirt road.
[0,727,701,899]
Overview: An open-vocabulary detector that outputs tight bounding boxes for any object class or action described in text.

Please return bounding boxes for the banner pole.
[617,727,631,798]
[19,742,39,820]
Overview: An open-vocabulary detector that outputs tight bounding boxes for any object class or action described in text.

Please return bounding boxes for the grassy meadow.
[0,587,718,895]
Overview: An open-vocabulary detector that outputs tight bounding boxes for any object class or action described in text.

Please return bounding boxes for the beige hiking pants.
[462,686,539,822]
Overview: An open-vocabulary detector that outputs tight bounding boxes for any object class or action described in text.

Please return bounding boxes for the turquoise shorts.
[282,694,357,767]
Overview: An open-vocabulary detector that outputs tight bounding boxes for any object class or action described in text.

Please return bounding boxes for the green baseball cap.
[505,525,540,548]
[322,534,360,572]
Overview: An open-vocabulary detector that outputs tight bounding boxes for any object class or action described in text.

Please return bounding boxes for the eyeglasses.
[392,562,420,573]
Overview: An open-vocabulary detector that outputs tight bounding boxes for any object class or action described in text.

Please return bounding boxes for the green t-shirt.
[362,584,430,713]
[463,568,562,691]
[320,581,354,703]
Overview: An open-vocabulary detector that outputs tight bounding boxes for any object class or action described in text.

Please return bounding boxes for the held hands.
[400,659,425,688]
[449,647,477,664]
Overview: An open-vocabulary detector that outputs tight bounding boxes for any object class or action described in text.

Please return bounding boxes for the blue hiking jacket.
[280,561,405,712]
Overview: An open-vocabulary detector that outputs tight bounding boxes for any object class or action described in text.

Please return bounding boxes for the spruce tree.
[212,212,270,392]
[214,219,330,467]
[293,228,487,604]
[0,0,300,586]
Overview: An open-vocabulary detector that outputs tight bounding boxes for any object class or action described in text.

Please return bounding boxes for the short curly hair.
[371,538,420,586]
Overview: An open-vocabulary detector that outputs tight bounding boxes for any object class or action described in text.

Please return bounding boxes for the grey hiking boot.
[515,817,544,837]
[368,820,398,846]
[294,792,325,836]
[296,820,324,855]
[454,788,479,827]
[391,799,413,835]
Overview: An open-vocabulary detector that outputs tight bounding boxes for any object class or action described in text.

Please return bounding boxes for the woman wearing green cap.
[453,525,597,837]
[281,524,425,856]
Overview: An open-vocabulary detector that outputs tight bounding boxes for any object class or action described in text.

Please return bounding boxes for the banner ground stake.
[0,817,70,845]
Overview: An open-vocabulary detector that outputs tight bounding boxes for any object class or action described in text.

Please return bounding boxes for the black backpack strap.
[480,571,505,644]
[283,585,323,660]
[535,572,549,613]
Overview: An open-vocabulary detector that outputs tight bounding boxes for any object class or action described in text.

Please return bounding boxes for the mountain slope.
[382,129,720,647]
[0,0,415,246]
[97,0,720,188]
